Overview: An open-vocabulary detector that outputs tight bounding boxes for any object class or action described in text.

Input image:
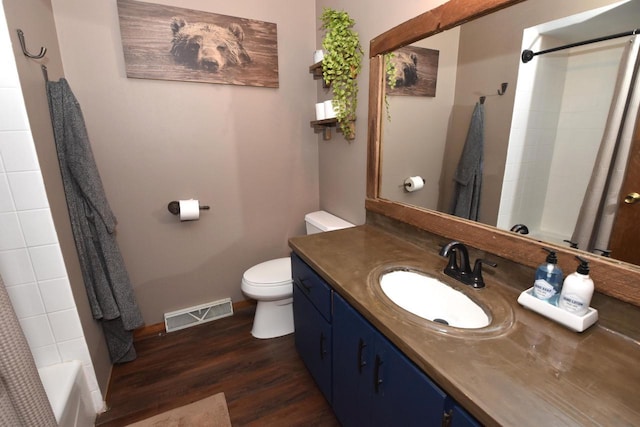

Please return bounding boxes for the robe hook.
[479,82,507,104]
[16,29,47,59]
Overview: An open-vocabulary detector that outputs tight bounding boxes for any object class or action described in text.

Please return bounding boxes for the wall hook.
[16,29,47,59]
[479,82,508,104]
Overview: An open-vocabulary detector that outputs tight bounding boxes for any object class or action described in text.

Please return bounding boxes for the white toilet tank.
[305,210,354,234]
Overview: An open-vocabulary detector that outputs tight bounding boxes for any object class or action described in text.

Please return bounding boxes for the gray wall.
[8,0,449,394]
[49,0,320,327]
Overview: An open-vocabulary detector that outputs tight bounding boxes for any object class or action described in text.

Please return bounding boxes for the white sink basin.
[379,270,490,329]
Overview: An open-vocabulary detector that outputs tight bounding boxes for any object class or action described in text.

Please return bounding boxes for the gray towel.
[46,78,144,363]
[451,102,484,221]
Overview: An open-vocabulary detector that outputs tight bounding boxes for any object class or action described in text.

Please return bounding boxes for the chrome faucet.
[439,241,496,288]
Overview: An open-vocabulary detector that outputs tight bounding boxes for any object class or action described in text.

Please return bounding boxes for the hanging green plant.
[320,8,363,140]
[384,52,397,120]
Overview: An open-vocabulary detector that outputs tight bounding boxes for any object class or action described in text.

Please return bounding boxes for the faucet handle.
[471,259,497,289]
[443,247,460,275]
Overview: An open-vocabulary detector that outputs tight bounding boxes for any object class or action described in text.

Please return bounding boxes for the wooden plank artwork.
[387,46,439,97]
[117,0,279,88]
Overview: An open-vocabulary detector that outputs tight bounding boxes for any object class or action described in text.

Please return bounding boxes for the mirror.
[380,0,640,261]
[366,0,640,307]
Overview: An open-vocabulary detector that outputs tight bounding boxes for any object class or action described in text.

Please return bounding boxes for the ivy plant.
[384,52,397,120]
[320,8,363,140]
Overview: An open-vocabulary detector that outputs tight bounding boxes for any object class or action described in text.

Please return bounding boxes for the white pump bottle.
[558,256,594,316]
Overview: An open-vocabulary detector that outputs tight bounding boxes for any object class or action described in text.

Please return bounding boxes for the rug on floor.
[126,392,231,427]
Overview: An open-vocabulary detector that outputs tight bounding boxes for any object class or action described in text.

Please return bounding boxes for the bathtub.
[38,360,95,427]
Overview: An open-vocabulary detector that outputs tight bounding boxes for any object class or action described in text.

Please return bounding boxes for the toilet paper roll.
[404,176,424,192]
[179,199,200,221]
[324,100,337,119]
[315,102,326,120]
[313,49,324,63]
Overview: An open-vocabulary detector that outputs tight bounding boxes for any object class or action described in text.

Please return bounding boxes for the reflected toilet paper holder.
[403,176,425,191]
[168,200,210,215]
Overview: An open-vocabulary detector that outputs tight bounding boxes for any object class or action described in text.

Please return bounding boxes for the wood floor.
[95,304,339,426]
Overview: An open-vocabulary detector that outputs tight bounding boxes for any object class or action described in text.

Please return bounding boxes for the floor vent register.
[164,298,234,333]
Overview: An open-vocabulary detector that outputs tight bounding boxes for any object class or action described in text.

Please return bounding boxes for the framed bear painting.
[117,0,279,88]
[386,46,439,97]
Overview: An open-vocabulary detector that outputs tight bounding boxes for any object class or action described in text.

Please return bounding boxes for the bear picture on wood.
[387,45,439,97]
[170,19,251,73]
[117,0,278,88]
[392,51,419,87]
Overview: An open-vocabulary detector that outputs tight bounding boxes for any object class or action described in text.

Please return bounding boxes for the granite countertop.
[289,224,640,426]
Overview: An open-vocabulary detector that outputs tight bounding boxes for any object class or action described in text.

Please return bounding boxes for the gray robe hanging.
[46,78,143,363]
[451,102,485,221]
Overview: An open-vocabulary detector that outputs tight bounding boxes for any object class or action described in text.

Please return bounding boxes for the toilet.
[241,210,354,339]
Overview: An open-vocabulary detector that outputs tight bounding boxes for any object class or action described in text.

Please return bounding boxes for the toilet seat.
[242,257,291,286]
[241,257,292,301]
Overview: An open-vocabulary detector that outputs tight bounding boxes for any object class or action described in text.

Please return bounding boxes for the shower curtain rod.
[521,29,639,63]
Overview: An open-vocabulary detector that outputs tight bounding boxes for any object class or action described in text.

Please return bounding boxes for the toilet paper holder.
[167,200,210,215]
[403,177,425,189]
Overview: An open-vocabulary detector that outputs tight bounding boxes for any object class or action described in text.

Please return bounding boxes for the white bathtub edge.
[38,360,96,427]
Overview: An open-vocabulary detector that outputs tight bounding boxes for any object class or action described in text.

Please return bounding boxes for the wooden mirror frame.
[365,0,640,307]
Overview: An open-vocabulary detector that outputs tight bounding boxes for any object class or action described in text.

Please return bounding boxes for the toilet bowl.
[241,257,293,339]
[241,210,354,339]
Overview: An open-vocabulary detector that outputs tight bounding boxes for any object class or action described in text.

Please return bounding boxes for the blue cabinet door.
[372,336,447,427]
[333,293,377,426]
[293,282,332,403]
[333,293,447,427]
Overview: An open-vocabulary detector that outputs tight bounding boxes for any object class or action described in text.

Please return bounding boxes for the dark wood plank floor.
[95,304,339,426]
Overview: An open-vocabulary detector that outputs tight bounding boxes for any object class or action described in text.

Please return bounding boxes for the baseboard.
[133,299,256,342]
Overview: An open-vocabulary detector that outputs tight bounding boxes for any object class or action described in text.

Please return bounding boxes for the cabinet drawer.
[291,253,332,322]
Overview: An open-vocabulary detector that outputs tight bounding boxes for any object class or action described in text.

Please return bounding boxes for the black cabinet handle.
[374,355,383,393]
[357,338,367,373]
[300,278,312,294]
[442,409,453,427]
[320,332,327,360]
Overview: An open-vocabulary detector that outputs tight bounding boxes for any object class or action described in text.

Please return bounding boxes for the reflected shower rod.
[522,28,640,63]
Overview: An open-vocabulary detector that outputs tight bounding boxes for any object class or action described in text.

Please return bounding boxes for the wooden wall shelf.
[311,118,338,140]
[310,118,355,141]
[309,61,323,79]
[310,61,355,140]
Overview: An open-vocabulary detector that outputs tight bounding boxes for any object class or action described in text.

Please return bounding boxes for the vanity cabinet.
[292,253,480,426]
[333,292,447,426]
[291,253,333,403]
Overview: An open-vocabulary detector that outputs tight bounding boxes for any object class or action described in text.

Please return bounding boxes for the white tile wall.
[540,42,623,239]
[499,24,624,245]
[0,5,103,413]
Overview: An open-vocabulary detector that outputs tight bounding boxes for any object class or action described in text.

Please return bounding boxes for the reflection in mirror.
[381,29,460,212]
[379,0,640,265]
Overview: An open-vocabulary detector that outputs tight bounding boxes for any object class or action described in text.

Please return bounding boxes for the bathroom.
[1,0,639,425]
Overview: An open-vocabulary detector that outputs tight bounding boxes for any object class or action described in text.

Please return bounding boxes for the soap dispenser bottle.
[533,248,563,304]
[559,256,594,316]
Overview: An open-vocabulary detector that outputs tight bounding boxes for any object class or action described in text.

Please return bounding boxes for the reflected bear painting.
[387,46,438,97]
[118,0,278,88]
[392,51,419,88]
